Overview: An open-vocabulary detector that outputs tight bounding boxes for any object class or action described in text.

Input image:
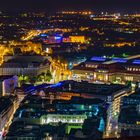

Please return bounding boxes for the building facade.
[72,55,140,84]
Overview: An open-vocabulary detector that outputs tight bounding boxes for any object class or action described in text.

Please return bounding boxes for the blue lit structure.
[40,34,48,37]
[98,117,105,132]
[112,58,127,63]
[91,57,106,62]
[19,110,24,118]
[35,84,51,90]
[23,85,36,94]
[48,82,63,88]
[133,59,140,65]
[55,36,62,40]
[23,82,63,94]
[93,106,99,116]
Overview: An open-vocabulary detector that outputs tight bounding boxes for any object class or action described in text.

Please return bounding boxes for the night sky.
[1,0,140,12]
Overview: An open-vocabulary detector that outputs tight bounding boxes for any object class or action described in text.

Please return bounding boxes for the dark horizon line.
[1,8,140,14]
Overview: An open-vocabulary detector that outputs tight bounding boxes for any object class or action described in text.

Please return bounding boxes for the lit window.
[125,76,133,81]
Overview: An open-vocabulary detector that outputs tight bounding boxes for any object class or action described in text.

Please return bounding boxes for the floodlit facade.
[42,114,87,124]
[72,55,140,84]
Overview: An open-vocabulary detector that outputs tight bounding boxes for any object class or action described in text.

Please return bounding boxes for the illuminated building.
[72,55,140,84]
[10,92,106,139]
[117,90,140,137]
[60,11,93,15]
[0,55,50,77]
[0,63,39,76]
[42,35,86,44]
[42,114,87,125]
[104,42,136,47]
[45,81,132,138]
[44,80,131,102]
[44,80,131,138]
[63,36,86,43]
[21,28,71,41]
[105,89,130,138]
[7,80,131,139]
[43,36,62,44]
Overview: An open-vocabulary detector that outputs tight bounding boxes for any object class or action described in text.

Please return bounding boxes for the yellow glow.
[69,36,86,43]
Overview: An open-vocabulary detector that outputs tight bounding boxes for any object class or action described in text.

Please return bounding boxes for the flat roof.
[45,80,128,96]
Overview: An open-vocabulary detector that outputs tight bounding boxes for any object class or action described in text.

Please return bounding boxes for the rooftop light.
[133,59,140,64]
[91,57,106,62]
[112,58,127,63]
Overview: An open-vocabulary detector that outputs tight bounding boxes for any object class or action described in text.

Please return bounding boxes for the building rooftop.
[72,55,140,74]
[53,97,104,105]
[45,80,128,96]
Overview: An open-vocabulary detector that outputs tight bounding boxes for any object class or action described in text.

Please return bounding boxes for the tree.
[37,72,45,82]
[37,70,52,82]
[18,75,30,85]
[45,70,52,82]
[126,80,132,87]
[29,76,37,84]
